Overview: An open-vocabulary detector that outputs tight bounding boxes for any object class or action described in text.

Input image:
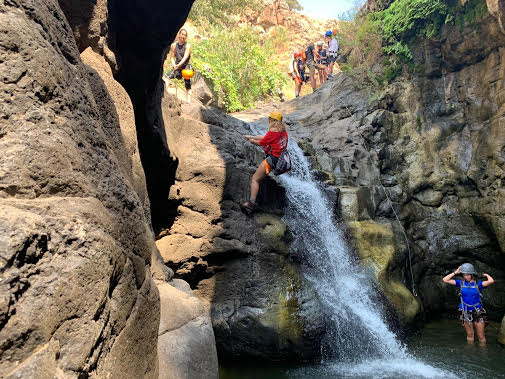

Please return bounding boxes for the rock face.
[275,7,505,321]
[157,280,218,379]
[0,0,222,377]
[0,1,160,376]
[498,315,505,345]
[156,95,327,361]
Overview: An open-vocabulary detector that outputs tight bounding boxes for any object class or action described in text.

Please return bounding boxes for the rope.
[334,93,418,297]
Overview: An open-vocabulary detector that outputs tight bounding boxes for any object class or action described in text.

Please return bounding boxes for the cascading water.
[280,140,405,360]
[249,122,458,378]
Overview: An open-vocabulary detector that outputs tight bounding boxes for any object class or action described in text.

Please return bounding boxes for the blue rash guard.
[455,280,484,311]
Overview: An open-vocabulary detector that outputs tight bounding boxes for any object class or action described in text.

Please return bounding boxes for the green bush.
[377,0,487,62]
[189,0,262,28]
[285,0,303,11]
[191,27,287,112]
[338,0,488,85]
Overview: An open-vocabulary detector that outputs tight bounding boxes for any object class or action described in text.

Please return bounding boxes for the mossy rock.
[347,220,420,324]
[255,213,290,253]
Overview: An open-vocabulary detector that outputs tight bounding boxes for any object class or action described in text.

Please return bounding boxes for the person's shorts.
[460,308,488,326]
[293,76,302,85]
[171,66,192,90]
[328,53,337,63]
[306,60,326,76]
[264,155,278,175]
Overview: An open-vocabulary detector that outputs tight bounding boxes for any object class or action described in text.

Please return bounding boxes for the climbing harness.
[334,94,418,297]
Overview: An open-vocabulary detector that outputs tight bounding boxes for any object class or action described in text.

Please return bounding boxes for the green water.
[219,320,505,379]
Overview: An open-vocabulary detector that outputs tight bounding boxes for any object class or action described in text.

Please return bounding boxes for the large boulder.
[157,280,218,379]
[0,1,160,376]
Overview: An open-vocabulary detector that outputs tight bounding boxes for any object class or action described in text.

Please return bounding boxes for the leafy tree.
[190,26,287,112]
[189,0,262,28]
[285,0,303,11]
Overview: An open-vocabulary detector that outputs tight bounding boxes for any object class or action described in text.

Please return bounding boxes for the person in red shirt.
[241,111,288,213]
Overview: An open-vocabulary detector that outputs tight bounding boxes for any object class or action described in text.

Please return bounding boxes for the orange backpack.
[301,50,307,64]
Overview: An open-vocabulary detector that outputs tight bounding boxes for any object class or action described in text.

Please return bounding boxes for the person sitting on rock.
[443,263,495,344]
[169,29,192,104]
[241,111,288,213]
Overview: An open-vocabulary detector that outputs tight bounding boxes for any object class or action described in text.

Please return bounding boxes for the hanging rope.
[334,94,418,297]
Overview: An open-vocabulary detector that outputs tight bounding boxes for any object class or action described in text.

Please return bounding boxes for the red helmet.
[294,52,302,58]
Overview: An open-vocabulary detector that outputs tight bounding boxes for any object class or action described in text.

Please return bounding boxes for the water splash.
[280,139,405,360]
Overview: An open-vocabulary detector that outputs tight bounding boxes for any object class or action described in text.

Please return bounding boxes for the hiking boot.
[240,200,255,215]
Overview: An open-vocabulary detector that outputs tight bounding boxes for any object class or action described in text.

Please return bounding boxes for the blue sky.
[297,0,362,20]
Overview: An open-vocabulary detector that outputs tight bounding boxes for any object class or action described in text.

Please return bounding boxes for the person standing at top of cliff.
[305,42,325,91]
[316,41,328,85]
[170,29,192,104]
[289,52,303,97]
[326,30,339,78]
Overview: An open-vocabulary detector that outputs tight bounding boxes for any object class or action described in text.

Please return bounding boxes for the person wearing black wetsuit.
[170,29,192,103]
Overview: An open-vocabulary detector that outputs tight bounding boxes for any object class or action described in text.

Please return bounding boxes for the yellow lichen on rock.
[347,220,419,323]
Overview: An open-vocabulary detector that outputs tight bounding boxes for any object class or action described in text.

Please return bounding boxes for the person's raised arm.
[243,135,265,145]
[170,43,176,68]
[443,265,461,286]
[482,273,495,287]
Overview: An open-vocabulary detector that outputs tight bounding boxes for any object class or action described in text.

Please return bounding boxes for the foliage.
[336,0,488,85]
[188,0,262,28]
[190,26,287,112]
[285,0,303,11]
[378,0,488,61]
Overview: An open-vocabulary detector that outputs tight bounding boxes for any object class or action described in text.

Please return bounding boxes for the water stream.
[242,122,461,378]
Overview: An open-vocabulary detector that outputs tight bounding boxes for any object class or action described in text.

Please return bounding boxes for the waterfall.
[249,122,457,378]
[280,139,407,359]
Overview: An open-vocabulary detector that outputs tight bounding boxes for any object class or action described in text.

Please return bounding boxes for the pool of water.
[219,320,505,379]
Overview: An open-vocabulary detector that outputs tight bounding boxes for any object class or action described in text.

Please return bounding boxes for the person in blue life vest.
[443,263,495,343]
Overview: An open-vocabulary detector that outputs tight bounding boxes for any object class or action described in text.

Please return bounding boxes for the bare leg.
[329,61,334,75]
[250,161,267,201]
[463,321,475,343]
[474,321,486,344]
[318,69,325,85]
[310,73,316,90]
[295,80,302,96]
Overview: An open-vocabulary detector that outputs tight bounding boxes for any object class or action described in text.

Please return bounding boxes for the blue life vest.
[455,280,483,311]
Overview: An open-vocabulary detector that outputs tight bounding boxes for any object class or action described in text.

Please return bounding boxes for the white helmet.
[460,263,477,275]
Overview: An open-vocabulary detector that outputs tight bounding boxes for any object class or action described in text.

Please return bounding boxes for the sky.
[296,0,363,20]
